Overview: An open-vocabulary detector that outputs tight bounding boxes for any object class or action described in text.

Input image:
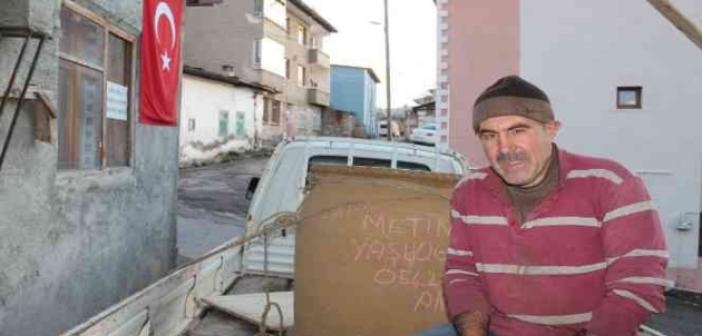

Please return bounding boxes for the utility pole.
[384,0,392,141]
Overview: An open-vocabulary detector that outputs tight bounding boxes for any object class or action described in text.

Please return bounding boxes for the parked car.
[409,123,438,145]
[377,120,401,138]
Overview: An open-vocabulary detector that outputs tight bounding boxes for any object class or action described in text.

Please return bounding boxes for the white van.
[242,136,466,276]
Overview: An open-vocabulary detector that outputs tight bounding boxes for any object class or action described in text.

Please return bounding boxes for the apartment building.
[184,0,336,144]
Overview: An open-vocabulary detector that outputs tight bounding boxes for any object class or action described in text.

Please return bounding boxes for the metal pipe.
[0,36,45,172]
[0,34,31,119]
[384,0,392,141]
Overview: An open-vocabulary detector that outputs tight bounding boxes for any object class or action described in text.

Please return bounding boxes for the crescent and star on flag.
[154,1,177,72]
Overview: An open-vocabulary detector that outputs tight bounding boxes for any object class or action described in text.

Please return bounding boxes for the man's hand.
[452,311,489,336]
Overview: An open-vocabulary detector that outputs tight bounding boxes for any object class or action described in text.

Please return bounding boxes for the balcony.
[307,88,330,107]
[308,49,330,68]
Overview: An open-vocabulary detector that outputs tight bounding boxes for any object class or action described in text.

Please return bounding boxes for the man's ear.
[545,120,561,140]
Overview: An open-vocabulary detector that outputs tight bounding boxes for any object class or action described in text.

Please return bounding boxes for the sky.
[303,0,437,109]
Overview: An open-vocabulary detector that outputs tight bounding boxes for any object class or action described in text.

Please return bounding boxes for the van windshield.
[308,155,430,171]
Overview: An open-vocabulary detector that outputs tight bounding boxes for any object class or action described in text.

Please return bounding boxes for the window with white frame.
[58,3,134,170]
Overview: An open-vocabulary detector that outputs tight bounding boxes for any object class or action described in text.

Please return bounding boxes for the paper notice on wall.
[106,81,128,121]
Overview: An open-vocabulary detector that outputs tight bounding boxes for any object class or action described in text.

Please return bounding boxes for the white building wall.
[521,0,702,267]
[179,75,263,163]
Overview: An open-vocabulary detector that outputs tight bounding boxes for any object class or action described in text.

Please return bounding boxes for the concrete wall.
[520,0,702,268]
[184,0,263,84]
[0,1,178,335]
[179,75,262,164]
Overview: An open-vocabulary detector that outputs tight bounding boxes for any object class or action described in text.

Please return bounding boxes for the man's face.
[478,115,560,187]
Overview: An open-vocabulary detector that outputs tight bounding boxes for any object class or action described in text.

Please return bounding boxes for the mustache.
[497,152,528,163]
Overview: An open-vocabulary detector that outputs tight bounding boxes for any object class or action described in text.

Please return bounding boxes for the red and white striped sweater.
[444,149,668,336]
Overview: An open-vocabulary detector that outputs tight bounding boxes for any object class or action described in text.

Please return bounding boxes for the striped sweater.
[444,149,668,336]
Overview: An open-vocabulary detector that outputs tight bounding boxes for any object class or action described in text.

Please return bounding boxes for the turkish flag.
[139,0,183,126]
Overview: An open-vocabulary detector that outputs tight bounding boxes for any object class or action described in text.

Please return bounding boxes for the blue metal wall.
[331,66,378,136]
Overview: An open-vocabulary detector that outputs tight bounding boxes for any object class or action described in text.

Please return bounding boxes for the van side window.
[397,161,431,171]
[353,157,391,168]
[308,155,348,167]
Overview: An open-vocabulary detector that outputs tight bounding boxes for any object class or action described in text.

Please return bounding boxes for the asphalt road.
[648,291,702,335]
[176,156,269,264]
[176,156,701,335]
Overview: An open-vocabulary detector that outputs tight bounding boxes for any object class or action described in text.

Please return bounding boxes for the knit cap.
[473,75,554,132]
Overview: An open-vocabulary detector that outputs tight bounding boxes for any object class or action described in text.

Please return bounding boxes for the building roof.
[331,64,381,83]
[412,101,435,112]
[183,65,278,93]
[288,0,338,33]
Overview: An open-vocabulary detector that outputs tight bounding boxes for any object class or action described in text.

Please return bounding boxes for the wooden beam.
[34,91,57,119]
[647,0,702,51]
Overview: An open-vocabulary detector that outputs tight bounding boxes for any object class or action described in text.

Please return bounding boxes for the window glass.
[617,86,642,108]
[236,112,246,137]
[60,8,104,67]
[297,65,305,86]
[106,34,131,166]
[253,0,263,16]
[297,25,306,45]
[219,111,230,137]
[264,97,270,124]
[309,155,348,167]
[353,157,391,168]
[397,161,431,171]
[58,60,103,169]
[272,100,281,125]
[58,6,133,170]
